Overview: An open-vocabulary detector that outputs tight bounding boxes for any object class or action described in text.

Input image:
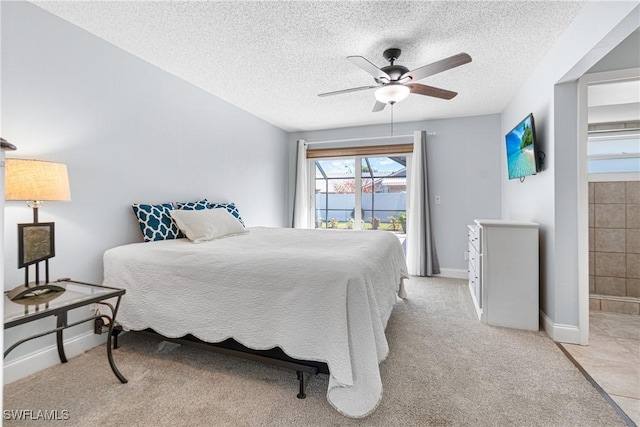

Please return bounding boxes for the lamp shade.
[375,84,411,104]
[5,159,71,202]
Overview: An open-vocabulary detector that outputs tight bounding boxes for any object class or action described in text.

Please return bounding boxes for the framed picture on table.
[18,222,55,268]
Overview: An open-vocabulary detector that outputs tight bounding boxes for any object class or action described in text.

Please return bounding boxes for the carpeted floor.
[3,277,626,426]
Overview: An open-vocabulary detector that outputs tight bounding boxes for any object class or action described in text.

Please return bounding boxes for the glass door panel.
[314,159,356,229]
[360,156,407,233]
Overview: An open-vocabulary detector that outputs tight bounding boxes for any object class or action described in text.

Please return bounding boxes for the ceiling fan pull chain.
[391,103,394,137]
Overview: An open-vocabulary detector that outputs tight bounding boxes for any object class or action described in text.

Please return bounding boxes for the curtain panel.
[407,131,440,276]
[292,139,311,228]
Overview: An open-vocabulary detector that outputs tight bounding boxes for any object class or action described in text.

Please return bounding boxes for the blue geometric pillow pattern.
[131,203,184,242]
[175,199,209,211]
[208,202,245,227]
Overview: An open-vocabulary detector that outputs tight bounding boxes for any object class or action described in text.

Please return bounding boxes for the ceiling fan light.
[375,84,410,104]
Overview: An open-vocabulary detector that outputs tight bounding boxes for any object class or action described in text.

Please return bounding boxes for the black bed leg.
[296,371,306,399]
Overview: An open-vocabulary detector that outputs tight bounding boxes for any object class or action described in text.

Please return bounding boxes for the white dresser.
[467,219,539,331]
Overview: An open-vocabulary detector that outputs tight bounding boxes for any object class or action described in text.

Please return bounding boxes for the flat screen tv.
[505,113,539,180]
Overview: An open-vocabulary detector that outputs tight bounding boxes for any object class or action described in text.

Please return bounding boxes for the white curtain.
[292,139,311,228]
[407,131,440,276]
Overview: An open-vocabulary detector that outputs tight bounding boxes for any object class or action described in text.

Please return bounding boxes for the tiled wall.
[589,181,640,314]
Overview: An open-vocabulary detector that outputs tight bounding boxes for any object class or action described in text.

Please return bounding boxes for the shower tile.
[595,204,626,228]
[601,299,640,315]
[589,204,594,227]
[595,252,626,278]
[589,275,595,293]
[589,251,595,275]
[595,276,626,296]
[628,279,640,298]
[589,297,600,310]
[589,182,594,203]
[595,228,625,253]
[627,181,640,204]
[628,254,640,279]
[595,182,626,203]
[629,204,640,229]
[590,228,594,251]
[627,229,640,254]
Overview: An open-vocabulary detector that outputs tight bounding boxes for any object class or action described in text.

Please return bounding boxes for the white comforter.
[103,227,408,417]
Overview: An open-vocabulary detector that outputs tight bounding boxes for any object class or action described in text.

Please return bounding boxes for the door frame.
[576,67,640,345]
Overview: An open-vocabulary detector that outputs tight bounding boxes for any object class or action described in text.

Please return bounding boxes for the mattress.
[103,226,408,417]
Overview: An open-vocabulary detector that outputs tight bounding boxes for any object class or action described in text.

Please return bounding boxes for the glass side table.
[4,278,127,383]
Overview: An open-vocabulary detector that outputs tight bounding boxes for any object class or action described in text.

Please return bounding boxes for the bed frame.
[112,327,329,398]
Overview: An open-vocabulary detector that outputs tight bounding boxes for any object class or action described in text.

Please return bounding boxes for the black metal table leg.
[112,328,122,349]
[106,296,127,383]
[56,312,68,363]
[296,371,306,399]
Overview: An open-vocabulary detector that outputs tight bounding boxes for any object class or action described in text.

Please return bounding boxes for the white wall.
[289,114,502,275]
[588,29,640,74]
[2,2,288,379]
[501,2,639,341]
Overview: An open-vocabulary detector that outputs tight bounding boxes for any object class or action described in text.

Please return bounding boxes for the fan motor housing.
[377,65,409,83]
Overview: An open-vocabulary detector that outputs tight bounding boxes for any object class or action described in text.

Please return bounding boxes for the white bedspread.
[103,227,408,417]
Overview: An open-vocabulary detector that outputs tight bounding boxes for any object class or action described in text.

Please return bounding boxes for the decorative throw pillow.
[170,208,247,243]
[131,203,183,242]
[208,202,245,226]
[175,199,209,211]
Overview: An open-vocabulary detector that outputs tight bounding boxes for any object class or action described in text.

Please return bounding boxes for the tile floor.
[562,311,640,426]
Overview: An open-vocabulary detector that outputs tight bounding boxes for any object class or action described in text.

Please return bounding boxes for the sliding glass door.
[313,155,407,233]
[314,158,356,229]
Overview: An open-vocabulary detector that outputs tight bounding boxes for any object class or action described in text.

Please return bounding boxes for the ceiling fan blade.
[372,101,386,112]
[318,85,378,97]
[407,83,458,100]
[347,56,391,81]
[401,53,472,82]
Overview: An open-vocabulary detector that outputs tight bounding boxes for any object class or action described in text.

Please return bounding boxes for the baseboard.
[3,331,107,384]
[435,268,468,280]
[540,311,581,344]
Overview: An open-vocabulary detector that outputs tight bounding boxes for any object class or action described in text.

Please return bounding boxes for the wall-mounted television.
[505,113,540,180]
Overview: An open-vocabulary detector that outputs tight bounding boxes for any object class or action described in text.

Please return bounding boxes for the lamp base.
[6,282,65,301]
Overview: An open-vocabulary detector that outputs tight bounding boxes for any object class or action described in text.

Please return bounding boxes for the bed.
[103,226,408,418]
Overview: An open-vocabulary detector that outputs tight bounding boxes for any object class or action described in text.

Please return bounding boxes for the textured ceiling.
[33,1,588,132]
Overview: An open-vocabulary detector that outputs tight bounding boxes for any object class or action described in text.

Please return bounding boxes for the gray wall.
[290,114,503,273]
[501,2,639,331]
[2,2,288,365]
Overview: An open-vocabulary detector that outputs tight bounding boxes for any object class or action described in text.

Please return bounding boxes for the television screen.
[505,113,539,180]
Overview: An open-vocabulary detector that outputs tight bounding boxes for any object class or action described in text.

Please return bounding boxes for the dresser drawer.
[468,225,480,253]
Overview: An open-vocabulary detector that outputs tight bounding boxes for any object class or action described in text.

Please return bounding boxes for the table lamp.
[5,158,71,300]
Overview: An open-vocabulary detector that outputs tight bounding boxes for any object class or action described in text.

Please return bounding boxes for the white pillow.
[170,208,246,243]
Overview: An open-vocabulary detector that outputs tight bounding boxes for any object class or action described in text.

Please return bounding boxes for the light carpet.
[3,277,625,426]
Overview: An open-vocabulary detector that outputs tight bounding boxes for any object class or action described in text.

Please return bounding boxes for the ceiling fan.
[318,48,472,112]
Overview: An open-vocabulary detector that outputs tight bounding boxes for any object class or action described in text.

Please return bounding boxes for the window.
[587,123,640,174]
[312,155,407,233]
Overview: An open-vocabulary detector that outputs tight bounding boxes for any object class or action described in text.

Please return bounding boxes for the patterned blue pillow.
[132,203,183,242]
[175,199,209,211]
[208,202,245,227]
